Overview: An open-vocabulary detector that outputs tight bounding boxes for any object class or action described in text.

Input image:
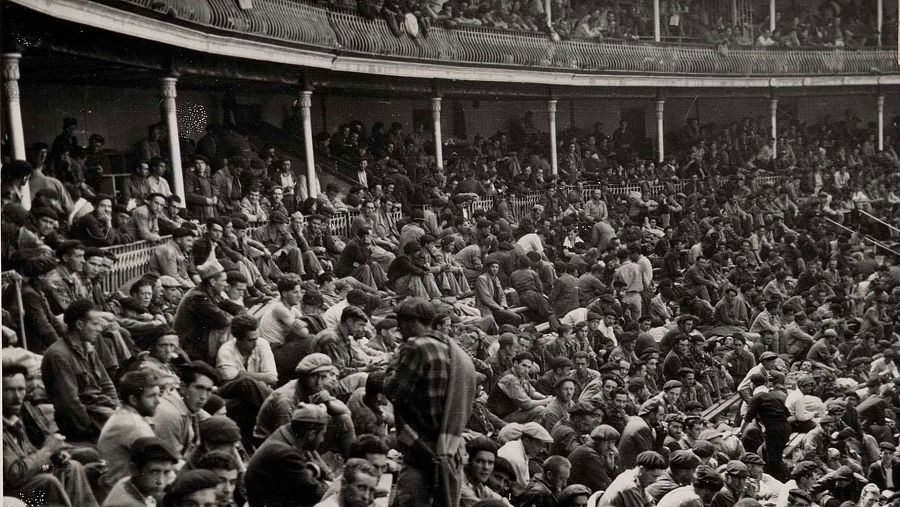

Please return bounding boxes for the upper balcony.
[9,0,900,86]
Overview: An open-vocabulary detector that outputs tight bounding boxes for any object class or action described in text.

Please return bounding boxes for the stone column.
[653,0,661,42]
[432,97,443,170]
[548,99,558,176]
[3,53,26,160]
[300,90,318,198]
[877,94,885,151]
[769,0,776,32]
[770,97,778,153]
[160,76,185,202]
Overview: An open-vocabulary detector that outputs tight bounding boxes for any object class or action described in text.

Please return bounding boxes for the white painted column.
[544,0,552,29]
[3,53,26,161]
[548,99,558,176]
[653,0,661,42]
[770,97,778,153]
[3,53,30,210]
[160,77,185,203]
[877,95,885,151]
[877,0,883,46]
[769,0,776,32]
[431,97,443,170]
[300,90,318,198]
[656,99,665,163]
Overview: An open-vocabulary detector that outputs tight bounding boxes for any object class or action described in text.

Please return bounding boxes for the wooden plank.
[702,393,741,421]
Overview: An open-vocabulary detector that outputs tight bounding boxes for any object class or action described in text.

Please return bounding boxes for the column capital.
[655,99,665,114]
[300,90,313,109]
[160,76,178,99]
[548,99,558,114]
[2,53,21,81]
[431,96,442,112]
[877,95,885,107]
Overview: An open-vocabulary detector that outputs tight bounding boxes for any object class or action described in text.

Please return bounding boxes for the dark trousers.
[761,419,791,482]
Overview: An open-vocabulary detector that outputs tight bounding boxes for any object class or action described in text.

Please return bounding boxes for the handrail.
[106,0,899,76]
[857,209,900,235]
[824,217,900,257]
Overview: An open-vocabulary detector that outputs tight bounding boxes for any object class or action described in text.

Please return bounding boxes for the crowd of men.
[0,103,899,507]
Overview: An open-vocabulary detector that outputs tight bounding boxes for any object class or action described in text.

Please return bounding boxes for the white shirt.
[215,338,277,385]
[323,300,350,331]
[516,233,544,254]
[497,439,530,491]
[785,389,815,422]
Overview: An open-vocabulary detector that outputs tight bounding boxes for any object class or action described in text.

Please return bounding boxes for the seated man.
[476,260,523,328]
[103,437,179,507]
[335,226,388,292]
[41,299,120,441]
[3,363,99,507]
[386,241,442,299]
[488,352,551,423]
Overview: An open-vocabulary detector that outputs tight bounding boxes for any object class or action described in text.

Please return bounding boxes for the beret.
[787,489,813,503]
[131,436,178,465]
[740,453,765,466]
[628,377,646,390]
[203,394,225,415]
[173,226,196,238]
[618,332,637,344]
[692,440,717,458]
[669,450,701,469]
[295,353,336,374]
[466,436,500,456]
[270,211,288,224]
[574,321,588,330]
[375,318,397,331]
[587,312,603,321]
[554,376,576,390]
[823,328,838,337]
[199,416,241,445]
[664,380,683,391]
[590,424,621,441]
[558,485,591,502]
[819,414,837,424]
[396,297,436,323]
[636,451,666,470]
[724,460,749,477]
[484,259,500,268]
[410,208,425,220]
[340,305,368,323]
[791,461,821,478]
[55,240,83,258]
[665,413,684,424]
[694,465,725,489]
[21,257,58,278]
[599,362,620,372]
[231,217,248,230]
[291,403,330,424]
[166,470,221,500]
[569,401,600,416]
[302,290,324,306]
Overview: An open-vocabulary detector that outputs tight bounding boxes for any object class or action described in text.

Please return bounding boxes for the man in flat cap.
[599,450,667,506]
[867,441,900,492]
[657,465,724,507]
[568,424,621,493]
[646,449,702,502]
[253,210,322,279]
[149,226,198,288]
[254,353,354,457]
[104,437,179,507]
[174,259,242,362]
[741,368,791,481]
[245,404,332,506]
[619,398,665,469]
[385,298,476,507]
[710,460,750,507]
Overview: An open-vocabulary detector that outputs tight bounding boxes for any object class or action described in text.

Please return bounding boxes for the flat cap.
[636,451,666,469]
[375,318,397,331]
[669,450,701,469]
[694,465,725,489]
[549,356,573,370]
[880,442,896,451]
[199,415,241,445]
[590,424,621,441]
[270,211,288,224]
[159,275,181,288]
[759,351,778,362]
[740,453,765,466]
[692,440,717,458]
[724,460,749,477]
[291,403,330,424]
[396,297,435,323]
[521,422,553,442]
[663,380,683,391]
[131,436,179,465]
[295,353,336,374]
[587,311,603,321]
[558,484,591,502]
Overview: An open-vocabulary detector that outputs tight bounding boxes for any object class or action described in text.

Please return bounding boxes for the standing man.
[385,298,477,507]
[41,299,120,441]
[742,371,791,481]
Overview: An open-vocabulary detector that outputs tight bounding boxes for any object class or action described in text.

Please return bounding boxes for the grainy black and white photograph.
[0,0,899,506]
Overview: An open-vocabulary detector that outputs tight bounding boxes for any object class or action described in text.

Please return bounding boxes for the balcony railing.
[115,0,898,76]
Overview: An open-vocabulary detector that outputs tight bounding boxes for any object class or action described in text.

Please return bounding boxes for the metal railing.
[112,0,898,76]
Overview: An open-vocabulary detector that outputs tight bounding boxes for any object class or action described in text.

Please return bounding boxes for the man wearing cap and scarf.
[866,441,900,492]
[385,297,476,507]
[599,450,667,506]
[476,259,523,327]
[657,465,725,507]
[174,259,242,362]
[568,424,621,492]
[254,353,355,457]
[709,460,751,507]
[245,404,332,506]
[646,449,702,502]
[619,399,665,470]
